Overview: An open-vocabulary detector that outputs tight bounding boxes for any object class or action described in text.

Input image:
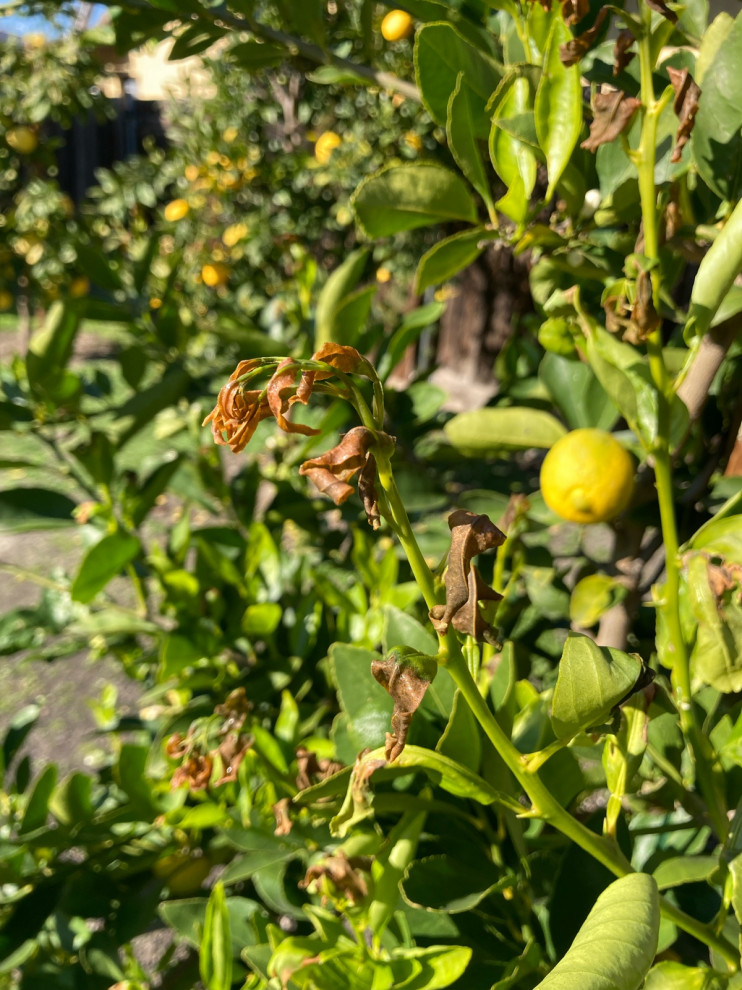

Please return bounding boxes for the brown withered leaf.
[448,565,503,645]
[273,797,293,836]
[560,7,607,67]
[165,732,188,759]
[667,66,701,164]
[428,510,505,643]
[212,732,252,786]
[267,358,322,436]
[630,269,661,340]
[294,343,369,404]
[371,648,438,761]
[295,747,344,791]
[299,851,372,904]
[561,0,589,25]
[646,0,677,23]
[215,686,250,733]
[613,29,635,76]
[581,90,642,152]
[707,560,742,602]
[358,453,381,530]
[171,752,213,791]
[299,426,379,507]
[202,371,273,453]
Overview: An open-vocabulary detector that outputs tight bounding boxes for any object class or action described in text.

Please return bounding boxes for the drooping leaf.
[314,248,371,348]
[490,72,538,223]
[402,854,503,913]
[415,22,501,138]
[551,632,647,740]
[352,162,478,237]
[447,73,495,213]
[71,532,141,604]
[685,196,742,343]
[535,16,583,199]
[533,874,659,990]
[445,406,567,455]
[200,882,233,990]
[0,488,77,532]
[581,90,642,153]
[415,228,497,294]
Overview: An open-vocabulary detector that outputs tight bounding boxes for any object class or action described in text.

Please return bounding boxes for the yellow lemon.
[184,164,200,182]
[164,198,189,222]
[6,126,38,155]
[540,428,634,524]
[314,131,342,165]
[381,9,414,41]
[149,297,162,309]
[223,222,248,248]
[201,262,229,287]
[69,276,90,298]
[0,290,13,310]
[376,267,392,283]
[223,126,239,144]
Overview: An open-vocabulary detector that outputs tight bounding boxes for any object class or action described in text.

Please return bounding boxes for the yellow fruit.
[381,9,414,41]
[149,297,162,309]
[184,164,200,182]
[201,262,229,287]
[376,267,392,283]
[69,276,90,298]
[6,126,38,155]
[223,222,248,248]
[314,131,342,165]
[540,428,634,525]
[404,131,423,151]
[164,199,189,222]
[223,126,239,144]
[0,290,13,310]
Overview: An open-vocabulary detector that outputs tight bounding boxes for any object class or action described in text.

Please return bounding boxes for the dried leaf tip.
[371,647,438,761]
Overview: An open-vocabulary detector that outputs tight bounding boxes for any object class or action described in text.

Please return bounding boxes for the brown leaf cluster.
[299,426,389,529]
[630,269,661,340]
[613,30,635,76]
[581,90,642,153]
[429,510,505,644]
[667,67,701,164]
[203,344,371,452]
[167,688,253,791]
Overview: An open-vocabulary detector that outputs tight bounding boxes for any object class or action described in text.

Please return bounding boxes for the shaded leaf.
[581,90,642,153]
[667,66,701,163]
[70,532,141,604]
[371,647,438,760]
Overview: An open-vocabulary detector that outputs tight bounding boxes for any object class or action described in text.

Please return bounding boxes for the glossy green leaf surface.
[70,531,141,604]
[534,16,582,199]
[445,406,566,455]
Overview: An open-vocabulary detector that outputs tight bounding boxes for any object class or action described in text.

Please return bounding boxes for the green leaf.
[691,12,742,200]
[26,302,81,388]
[436,690,482,773]
[49,772,94,826]
[19,764,57,834]
[160,896,263,954]
[403,854,502,912]
[535,17,583,200]
[415,228,497,294]
[71,532,141,604]
[686,197,742,343]
[490,72,538,224]
[690,515,742,560]
[391,945,472,990]
[200,882,232,990]
[445,406,566,455]
[447,73,495,213]
[652,855,719,890]
[274,0,325,46]
[352,162,478,238]
[414,22,501,138]
[551,632,645,740]
[0,488,76,532]
[384,604,438,655]
[539,352,619,431]
[534,874,659,990]
[241,603,282,638]
[314,248,370,348]
[570,575,626,628]
[687,554,742,693]
[330,643,392,756]
[644,961,719,990]
[169,22,221,60]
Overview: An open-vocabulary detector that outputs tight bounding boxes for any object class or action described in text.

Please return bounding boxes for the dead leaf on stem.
[371,647,438,761]
[581,90,642,152]
[429,510,505,644]
[667,66,701,164]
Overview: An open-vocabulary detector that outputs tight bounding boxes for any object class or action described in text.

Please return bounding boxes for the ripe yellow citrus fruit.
[6,126,38,155]
[0,290,13,311]
[69,276,90,298]
[164,198,189,222]
[201,262,229,287]
[314,131,342,164]
[381,9,414,41]
[540,428,634,524]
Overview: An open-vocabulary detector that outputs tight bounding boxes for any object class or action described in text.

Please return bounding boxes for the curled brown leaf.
[561,0,589,24]
[667,66,701,164]
[647,0,677,23]
[295,746,344,791]
[371,648,438,761]
[202,361,273,452]
[171,752,213,791]
[429,510,505,643]
[212,731,252,786]
[581,90,642,153]
[630,269,661,340]
[613,30,635,76]
[560,7,607,67]
[267,358,322,436]
[299,851,372,903]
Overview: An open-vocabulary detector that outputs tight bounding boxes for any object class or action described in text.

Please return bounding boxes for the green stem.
[636,14,728,840]
[374,452,439,614]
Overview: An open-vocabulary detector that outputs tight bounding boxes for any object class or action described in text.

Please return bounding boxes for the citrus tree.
[1,2,742,990]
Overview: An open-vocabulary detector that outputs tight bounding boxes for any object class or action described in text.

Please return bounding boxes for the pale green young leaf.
[534,17,583,200]
[445,406,566,455]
